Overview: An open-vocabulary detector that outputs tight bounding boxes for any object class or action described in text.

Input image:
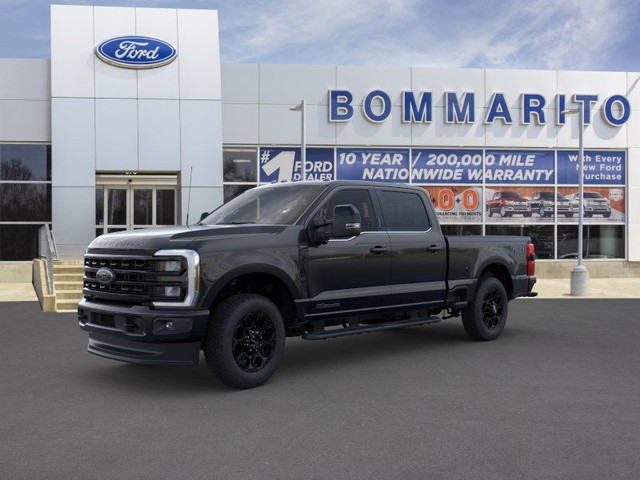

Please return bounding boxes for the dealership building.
[1,4,640,282]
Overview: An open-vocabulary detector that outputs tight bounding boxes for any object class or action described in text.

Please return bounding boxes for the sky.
[1,0,639,72]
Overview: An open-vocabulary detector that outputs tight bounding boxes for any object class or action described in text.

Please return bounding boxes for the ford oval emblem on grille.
[95,267,116,285]
[95,36,177,69]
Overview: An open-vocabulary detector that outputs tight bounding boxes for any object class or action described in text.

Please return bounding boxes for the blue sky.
[1,0,639,71]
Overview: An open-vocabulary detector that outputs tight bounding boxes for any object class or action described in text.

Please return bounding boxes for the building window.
[0,144,51,261]
[223,147,258,202]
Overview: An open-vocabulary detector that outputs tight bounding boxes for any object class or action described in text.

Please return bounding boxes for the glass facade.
[223,145,626,260]
[0,145,52,260]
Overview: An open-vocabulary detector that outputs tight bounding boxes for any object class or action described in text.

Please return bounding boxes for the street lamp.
[289,100,306,181]
[562,104,588,295]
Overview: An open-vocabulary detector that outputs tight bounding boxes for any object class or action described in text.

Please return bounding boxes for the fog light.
[164,286,181,297]
[153,318,192,334]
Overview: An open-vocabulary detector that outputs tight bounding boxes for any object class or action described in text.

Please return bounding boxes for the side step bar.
[302,316,441,341]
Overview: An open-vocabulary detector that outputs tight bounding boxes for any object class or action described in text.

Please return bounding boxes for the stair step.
[55,300,80,311]
[302,315,442,340]
[56,291,83,300]
[55,273,84,281]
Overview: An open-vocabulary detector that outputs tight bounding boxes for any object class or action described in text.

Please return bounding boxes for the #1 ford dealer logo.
[95,267,116,285]
[95,36,177,69]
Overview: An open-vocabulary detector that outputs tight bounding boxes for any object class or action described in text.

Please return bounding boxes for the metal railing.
[38,224,58,293]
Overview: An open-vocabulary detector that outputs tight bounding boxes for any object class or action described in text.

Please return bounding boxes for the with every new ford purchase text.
[78,181,537,388]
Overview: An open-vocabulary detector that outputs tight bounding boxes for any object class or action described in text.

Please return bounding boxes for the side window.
[314,189,378,232]
[378,190,430,232]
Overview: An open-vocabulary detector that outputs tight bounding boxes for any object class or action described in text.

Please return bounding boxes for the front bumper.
[78,299,210,365]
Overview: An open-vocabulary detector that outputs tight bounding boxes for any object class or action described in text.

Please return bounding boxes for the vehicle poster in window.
[557,187,625,223]
[557,150,625,185]
[484,150,554,184]
[421,186,482,223]
[485,187,549,223]
[528,188,574,222]
[259,147,334,183]
[336,148,410,183]
[411,149,483,184]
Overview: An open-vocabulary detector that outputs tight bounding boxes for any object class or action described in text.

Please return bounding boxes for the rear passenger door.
[376,188,447,307]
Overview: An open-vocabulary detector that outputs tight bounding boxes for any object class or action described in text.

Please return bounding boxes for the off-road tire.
[462,276,509,341]
[204,294,285,389]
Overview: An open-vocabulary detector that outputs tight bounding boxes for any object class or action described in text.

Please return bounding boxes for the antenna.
[185,166,193,226]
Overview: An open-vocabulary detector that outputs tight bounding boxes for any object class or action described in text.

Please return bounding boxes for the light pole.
[289,100,306,181]
[562,104,588,295]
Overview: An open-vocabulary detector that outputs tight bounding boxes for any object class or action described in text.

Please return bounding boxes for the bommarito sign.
[328,90,631,127]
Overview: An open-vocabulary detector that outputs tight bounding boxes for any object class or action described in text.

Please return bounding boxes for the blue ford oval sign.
[95,36,177,69]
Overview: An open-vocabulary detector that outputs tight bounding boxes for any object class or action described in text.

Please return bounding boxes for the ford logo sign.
[95,36,177,69]
[95,267,116,285]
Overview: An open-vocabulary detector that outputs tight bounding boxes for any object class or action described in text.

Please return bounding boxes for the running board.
[302,316,441,341]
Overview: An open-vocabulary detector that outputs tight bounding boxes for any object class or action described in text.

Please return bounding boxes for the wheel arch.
[204,265,300,328]
[476,262,513,299]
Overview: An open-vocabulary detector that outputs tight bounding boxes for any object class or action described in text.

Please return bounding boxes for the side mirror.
[332,204,361,238]
[199,212,209,222]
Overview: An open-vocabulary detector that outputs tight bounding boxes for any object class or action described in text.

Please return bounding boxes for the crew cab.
[78,181,537,389]
[486,191,532,217]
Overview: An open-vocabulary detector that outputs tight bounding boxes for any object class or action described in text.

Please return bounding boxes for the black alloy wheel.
[204,294,285,389]
[232,312,276,373]
[481,287,504,330]
[461,276,508,341]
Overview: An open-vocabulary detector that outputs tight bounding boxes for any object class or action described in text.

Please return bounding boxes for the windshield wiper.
[219,221,256,225]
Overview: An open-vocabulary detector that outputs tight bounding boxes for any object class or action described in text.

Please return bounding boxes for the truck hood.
[87,224,287,254]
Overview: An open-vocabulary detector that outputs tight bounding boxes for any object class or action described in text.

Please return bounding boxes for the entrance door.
[95,174,178,236]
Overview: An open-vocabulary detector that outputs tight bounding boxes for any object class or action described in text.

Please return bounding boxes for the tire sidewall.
[205,294,285,389]
[463,276,509,341]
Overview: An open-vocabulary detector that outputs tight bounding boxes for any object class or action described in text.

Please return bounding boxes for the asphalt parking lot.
[1,299,639,480]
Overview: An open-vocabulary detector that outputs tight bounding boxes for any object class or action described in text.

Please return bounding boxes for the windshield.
[584,192,604,199]
[501,191,522,199]
[201,184,327,225]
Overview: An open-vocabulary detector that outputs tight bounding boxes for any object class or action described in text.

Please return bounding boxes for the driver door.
[303,187,391,318]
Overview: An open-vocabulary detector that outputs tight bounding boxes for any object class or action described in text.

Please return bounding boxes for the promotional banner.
[336,148,410,183]
[557,187,625,222]
[421,186,482,223]
[411,149,483,184]
[557,150,625,185]
[484,150,554,184]
[485,187,541,223]
[259,147,334,183]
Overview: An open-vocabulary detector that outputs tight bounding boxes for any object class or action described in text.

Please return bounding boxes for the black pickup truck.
[78,181,537,388]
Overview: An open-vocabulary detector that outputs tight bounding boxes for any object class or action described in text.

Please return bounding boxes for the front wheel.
[204,294,285,389]
[462,276,509,341]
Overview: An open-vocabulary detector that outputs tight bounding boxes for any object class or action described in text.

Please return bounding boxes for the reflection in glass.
[133,189,153,225]
[156,189,176,225]
[95,188,104,225]
[0,224,41,260]
[0,144,51,181]
[0,184,51,222]
[486,224,555,259]
[441,225,482,236]
[107,189,127,225]
[557,225,624,259]
[223,148,257,182]
[223,184,255,203]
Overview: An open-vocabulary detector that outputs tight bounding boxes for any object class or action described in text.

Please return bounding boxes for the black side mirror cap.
[199,212,209,222]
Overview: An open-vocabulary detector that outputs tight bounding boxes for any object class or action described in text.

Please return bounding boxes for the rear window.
[378,190,430,231]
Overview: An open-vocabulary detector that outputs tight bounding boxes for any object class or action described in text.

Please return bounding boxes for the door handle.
[426,244,443,253]
[370,246,389,254]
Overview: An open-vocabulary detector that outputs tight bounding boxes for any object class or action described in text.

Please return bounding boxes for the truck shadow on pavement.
[80,320,527,392]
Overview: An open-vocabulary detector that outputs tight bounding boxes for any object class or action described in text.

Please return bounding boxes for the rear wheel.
[462,276,508,341]
[204,294,285,389]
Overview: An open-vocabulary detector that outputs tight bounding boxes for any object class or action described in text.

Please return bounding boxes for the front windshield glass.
[584,192,603,199]
[502,191,522,199]
[201,184,327,225]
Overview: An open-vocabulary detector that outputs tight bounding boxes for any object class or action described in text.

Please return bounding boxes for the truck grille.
[83,254,187,304]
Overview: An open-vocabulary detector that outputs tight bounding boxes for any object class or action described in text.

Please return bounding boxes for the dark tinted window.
[0,145,51,181]
[0,225,41,260]
[0,184,51,222]
[223,148,257,182]
[379,190,430,231]
[501,191,522,199]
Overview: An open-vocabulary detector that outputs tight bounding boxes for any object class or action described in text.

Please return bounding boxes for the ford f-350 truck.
[78,181,537,388]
